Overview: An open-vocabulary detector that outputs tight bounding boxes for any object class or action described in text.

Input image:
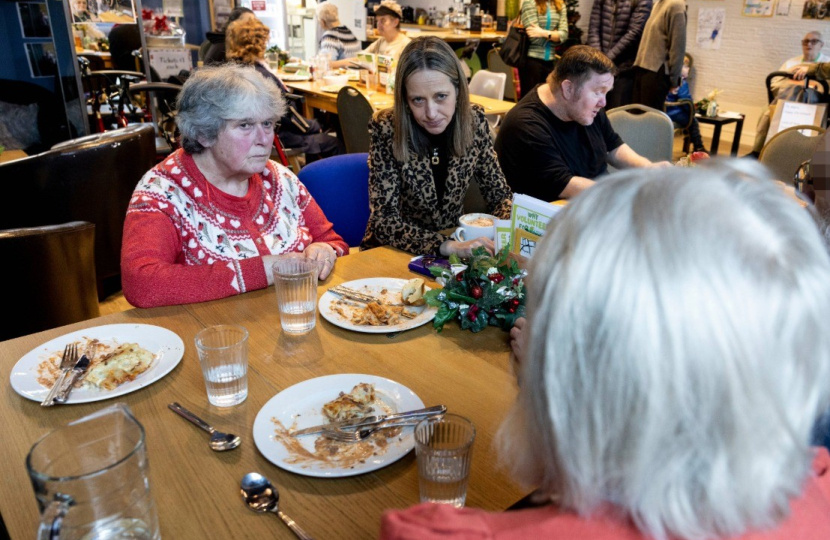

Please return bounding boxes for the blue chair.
[297,153,370,248]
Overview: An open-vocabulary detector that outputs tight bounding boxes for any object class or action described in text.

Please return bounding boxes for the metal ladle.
[240,472,315,540]
[167,402,241,451]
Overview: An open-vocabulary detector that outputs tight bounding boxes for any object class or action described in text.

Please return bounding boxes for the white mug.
[453,213,496,241]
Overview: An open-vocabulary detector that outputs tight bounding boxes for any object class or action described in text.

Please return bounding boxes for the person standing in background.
[587,0,653,110]
[518,0,568,97]
[631,0,686,111]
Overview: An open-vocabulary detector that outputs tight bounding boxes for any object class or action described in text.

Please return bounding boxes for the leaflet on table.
[508,194,564,258]
[356,53,377,87]
[377,55,395,94]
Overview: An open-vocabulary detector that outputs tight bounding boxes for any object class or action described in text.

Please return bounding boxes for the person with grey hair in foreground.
[381,162,830,539]
[121,64,347,308]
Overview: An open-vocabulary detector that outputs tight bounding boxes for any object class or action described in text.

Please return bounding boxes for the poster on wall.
[801,1,829,19]
[25,42,58,78]
[776,0,791,16]
[18,3,51,38]
[697,8,725,49]
[70,0,136,24]
[742,0,774,17]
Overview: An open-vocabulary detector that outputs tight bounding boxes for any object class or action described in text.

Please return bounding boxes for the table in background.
[0,247,525,540]
[284,78,515,119]
[0,150,27,164]
[695,113,746,156]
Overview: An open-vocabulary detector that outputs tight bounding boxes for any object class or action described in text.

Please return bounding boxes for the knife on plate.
[54,355,91,404]
[290,404,447,437]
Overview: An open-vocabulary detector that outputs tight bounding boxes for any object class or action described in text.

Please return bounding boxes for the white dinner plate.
[10,324,185,404]
[279,73,311,82]
[318,277,437,334]
[253,374,424,477]
[320,84,345,93]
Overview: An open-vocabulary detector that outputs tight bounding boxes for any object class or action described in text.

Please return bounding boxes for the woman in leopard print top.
[360,37,513,256]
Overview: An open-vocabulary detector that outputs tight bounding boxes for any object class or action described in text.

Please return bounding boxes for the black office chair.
[0,222,100,341]
[766,71,830,104]
[0,124,156,300]
[336,87,373,154]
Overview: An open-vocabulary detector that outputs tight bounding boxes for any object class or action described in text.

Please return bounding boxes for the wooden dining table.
[283,77,516,120]
[0,246,526,539]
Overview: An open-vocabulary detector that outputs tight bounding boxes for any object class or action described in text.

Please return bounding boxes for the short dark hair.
[547,45,616,93]
[226,7,254,26]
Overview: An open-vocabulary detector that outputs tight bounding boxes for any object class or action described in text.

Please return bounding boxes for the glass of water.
[194,325,249,407]
[415,414,476,508]
[272,254,319,335]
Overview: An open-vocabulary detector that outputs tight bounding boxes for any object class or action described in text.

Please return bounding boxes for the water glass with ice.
[415,414,476,508]
[195,325,249,407]
[27,403,160,540]
[272,255,319,335]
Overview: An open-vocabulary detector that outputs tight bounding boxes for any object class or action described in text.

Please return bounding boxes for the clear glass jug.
[27,403,160,540]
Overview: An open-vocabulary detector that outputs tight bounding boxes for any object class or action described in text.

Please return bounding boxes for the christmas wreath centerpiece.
[423,245,527,333]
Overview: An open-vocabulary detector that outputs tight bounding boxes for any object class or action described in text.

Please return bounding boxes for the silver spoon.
[167,402,241,451]
[241,472,315,539]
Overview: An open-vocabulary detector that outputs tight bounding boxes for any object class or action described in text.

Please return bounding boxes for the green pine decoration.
[423,246,527,333]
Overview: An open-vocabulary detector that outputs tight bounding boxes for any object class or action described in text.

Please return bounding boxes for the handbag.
[498,16,527,68]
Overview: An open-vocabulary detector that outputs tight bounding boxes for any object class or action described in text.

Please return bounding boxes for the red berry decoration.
[508,307,516,314]
[510,299,520,308]
[471,285,483,299]
[488,273,505,284]
[455,272,464,282]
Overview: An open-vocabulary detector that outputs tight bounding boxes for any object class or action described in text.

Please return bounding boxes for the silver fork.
[321,420,422,443]
[41,343,77,407]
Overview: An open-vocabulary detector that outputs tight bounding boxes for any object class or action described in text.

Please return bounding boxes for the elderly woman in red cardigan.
[121,64,347,308]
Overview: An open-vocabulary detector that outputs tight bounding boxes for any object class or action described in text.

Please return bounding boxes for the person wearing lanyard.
[519,0,568,98]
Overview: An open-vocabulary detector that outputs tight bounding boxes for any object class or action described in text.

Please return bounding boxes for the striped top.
[520,0,568,62]
[319,26,361,61]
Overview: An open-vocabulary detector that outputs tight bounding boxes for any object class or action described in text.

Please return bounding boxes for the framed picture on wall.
[802,1,827,19]
[71,0,136,24]
[742,0,774,17]
[25,42,58,78]
[18,2,51,38]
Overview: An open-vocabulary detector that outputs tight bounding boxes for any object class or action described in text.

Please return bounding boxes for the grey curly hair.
[175,64,285,154]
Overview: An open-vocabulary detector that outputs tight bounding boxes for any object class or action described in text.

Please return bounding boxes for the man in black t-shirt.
[495,46,669,201]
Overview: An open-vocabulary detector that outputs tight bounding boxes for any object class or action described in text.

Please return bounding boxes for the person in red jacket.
[382,162,830,540]
[121,64,348,308]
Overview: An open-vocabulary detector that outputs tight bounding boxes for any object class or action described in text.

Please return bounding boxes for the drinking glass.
[27,403,160,540]
[272,254,319,335]
[415,414,476,508]
[195,325,249,407]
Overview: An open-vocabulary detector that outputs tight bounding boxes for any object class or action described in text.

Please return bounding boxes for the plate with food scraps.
[318,277,438,334]
[253,374,424,477]
[279,73,312,82]
[10,324,185,404]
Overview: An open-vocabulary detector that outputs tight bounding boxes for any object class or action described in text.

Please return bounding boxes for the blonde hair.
[536,0,565,15]
[388,37,473,163]
[226,18,270,65]
[499,161,830,540]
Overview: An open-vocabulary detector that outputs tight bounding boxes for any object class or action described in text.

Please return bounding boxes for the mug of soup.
[453,213,496,241]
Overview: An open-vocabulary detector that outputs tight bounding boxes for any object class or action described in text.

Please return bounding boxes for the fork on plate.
[41,343,77,407]
[321,420,422,443]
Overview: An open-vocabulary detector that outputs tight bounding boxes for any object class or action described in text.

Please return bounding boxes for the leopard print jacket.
[360,105,513,254]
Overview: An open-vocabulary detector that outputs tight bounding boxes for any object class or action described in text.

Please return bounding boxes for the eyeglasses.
[802,39,823,45]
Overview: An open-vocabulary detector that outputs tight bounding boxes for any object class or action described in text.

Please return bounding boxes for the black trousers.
[631,67,672,112]
[605,68,635,110]
[519,56,555,98]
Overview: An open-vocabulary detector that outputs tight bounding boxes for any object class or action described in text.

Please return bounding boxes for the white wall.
[577,0,830,147]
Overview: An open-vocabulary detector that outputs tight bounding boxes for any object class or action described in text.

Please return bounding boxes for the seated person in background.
[382,162,830,540]
[666,54,707,154]
[495,46,669,202]
[317,3,360,61]
[121,65,348,308]
[108,24,143,72]
[203,7,255,66]
[361,37,513,256]
[751,31,829,157]
[330,0,412,69]
[226,18,342,161]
